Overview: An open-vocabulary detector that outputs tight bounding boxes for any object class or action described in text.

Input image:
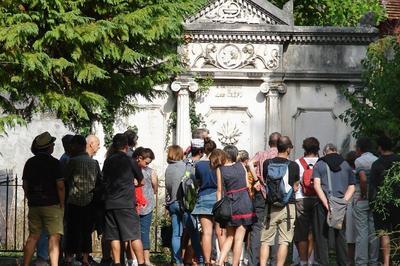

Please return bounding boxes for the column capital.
[171,79,199,93]
[260,81,287,95]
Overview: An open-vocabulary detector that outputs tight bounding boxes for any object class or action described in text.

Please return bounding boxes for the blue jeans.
[140,212,153,250]
[183,212,204,263]
[168,202,183,263]
[37,230,48,260]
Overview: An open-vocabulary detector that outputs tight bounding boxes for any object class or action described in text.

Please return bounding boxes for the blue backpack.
[266,161,293,207]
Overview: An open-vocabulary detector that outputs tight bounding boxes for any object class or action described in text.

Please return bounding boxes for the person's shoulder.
[340,160,353,171]
[196,160,209,168]
[372,156,386,166]
[313,159,326,169]
[47,155,60,164]
[288,159,299,170]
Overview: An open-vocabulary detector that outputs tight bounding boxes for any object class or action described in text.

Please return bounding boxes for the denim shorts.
[191,192,216,216]
[140,212,153,250]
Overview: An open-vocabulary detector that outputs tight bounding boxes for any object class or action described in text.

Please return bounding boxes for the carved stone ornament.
[187,0,280,25]
[171,80,199,93]
[187,43,281,70]
[217,121,242,146]
[260,81,287,95]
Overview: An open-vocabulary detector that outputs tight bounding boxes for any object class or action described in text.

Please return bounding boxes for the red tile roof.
[383,0,400,19]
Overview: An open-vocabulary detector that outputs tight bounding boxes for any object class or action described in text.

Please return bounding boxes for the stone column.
[171,79,198,147]
[260,81,287,148]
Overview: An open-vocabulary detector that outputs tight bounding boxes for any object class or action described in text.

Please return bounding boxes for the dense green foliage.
[0,0,205,134]
[341,37,400,143]
[373,162,400,219]
[271,0,385,26]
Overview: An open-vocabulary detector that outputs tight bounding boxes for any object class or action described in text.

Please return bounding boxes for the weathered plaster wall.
[281,82,354,159]
[0,114,73,178]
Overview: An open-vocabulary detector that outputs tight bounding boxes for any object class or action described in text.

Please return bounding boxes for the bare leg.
[259,243,270,266]
[296,241,308,262]
[276,244,288,266]
[381,235,391,266]
[127,241,135,260]
[131,239,145,264]
[217,226,235,265]
[82,253,89,264]
[307,232,314,259]
[111,240,122,264]
[215,222,226,260]
[232,226,247,266]
[144,249,151,265]
[200,216,214,263]
[23,234,40,266]
[48,234,61,266]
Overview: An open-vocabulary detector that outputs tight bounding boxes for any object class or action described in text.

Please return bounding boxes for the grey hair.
[323,143,337,154]
[223,145,238,162]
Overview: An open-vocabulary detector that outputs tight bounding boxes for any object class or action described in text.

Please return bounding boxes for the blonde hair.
[167,145,184,161]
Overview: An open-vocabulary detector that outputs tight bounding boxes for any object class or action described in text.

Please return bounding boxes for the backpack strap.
[326,162,333,195]
[265,203,272,229]
[299,157,309,170]
[286,204,291,231]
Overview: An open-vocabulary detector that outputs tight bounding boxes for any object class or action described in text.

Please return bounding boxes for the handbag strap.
[326,163,332,195]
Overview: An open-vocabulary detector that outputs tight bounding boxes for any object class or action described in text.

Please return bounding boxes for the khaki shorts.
[261,204,295,246]
[28,205,64,235]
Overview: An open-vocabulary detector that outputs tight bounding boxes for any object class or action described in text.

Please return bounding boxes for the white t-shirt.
[295,157,319,199]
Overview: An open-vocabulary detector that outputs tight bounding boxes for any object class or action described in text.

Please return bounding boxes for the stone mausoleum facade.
[0,0,378,184]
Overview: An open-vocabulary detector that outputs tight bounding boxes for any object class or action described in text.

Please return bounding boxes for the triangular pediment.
[186,0,292,25]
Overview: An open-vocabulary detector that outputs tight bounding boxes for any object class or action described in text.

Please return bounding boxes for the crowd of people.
[21,127,399,266]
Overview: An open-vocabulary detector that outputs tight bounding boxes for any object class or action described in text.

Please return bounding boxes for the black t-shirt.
[263,157,300,204]
[369,153,400,201]
[22,153,63,207]
[102,151,143,210]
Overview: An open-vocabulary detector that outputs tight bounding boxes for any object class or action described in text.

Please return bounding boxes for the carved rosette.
[188,43,281,71]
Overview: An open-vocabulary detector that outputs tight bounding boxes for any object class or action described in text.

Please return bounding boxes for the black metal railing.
[0,170,164,254]
[0,170,27,253]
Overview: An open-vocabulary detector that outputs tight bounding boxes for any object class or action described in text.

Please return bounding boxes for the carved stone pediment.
[181,42,281,71]
[186,0,289,25]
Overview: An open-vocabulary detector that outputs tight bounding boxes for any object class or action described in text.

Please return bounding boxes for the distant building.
[380,0,400,41]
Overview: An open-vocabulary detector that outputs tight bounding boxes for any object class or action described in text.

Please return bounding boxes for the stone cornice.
[186,70,363,82]
[184,24,379,44]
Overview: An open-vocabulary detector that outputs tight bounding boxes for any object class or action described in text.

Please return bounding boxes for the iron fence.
[0,170,27,253]
[0,170,165,254]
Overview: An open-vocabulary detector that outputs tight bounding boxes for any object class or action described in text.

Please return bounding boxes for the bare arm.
[358,170,368,199]
[216,168,222,201]
[314,178,329,211]
[151,169,158,193]
[247,160,261,191]
[344,184,355,202]
[56,180,65,209]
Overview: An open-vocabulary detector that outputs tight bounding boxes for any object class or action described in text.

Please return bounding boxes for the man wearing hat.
[22,132,65,266]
